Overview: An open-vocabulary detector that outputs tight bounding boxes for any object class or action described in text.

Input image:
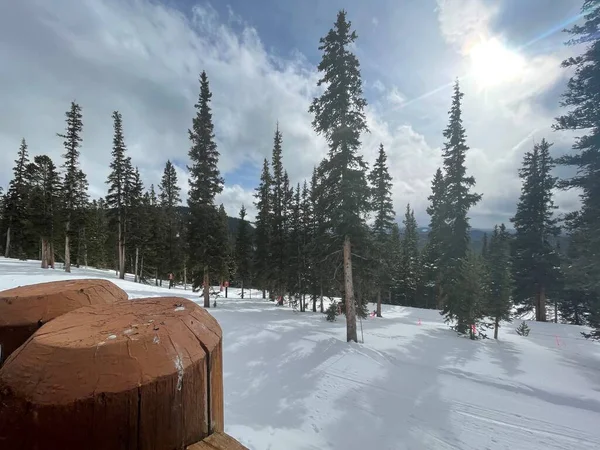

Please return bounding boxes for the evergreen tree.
[389,223,403,305]
[286,183,303,308]
[127,167,146,281]
[553,0,600,339]
[27,155,61,268]
[438,81,482,334]
[159,160,182,277]
[105,110,132,279]
[217,204,231,286]
[308,165,328,312]
[457,252,487,339]
[58,101,87,273]
[3,139,31,259]
[481,232,489,259]
[235,204,253,298]
[87,199,110,269]
[425,168,447,309]
[253,158,272,299]
[269,124,286,298]
[486,224,513,339]
[309,10,370,342]
[510,139,560,322]
[368,143,395,317]
[300,180,315,311]
[187,71,224,307]
[397,204,420,307]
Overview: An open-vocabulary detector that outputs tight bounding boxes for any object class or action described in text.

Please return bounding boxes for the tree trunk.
[140,255,144,283]
[155,268,158,286]
[320,285,324,313]
[203,266,210,308]
[64,221,71,273]
[343,235,357,343]
[312,294,317,312]
[4,226,11,258]
[134,247,139,283]
[539,285,547,322]
[118,217,125,280]
[262,289,266,299]
[241,280,244,299]
[225,285,228,298]
[76,228,82,268]
[41,238,48,269]
[494,317,499,339]
[184,264,187,291]
[376,289,382,318]
[50,242,55,269]
[554,299,558,324]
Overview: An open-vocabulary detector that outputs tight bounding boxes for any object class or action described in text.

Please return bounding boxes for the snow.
[1,257,600,449]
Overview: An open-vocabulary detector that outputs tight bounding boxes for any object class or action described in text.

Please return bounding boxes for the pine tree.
[309,10,370,342]
[159,160,182,277]
[553,0,600,339]
[510,139,560,322]
[217,204,231,287]
[235,205,253,298]
[368,143,395,317]
[398,204,420,307]
[481,232,489,259]
[27,155,61,268]
[269,124,286,298]
[253,158,272,299]
[389,223,403,305]
[58,101,87,273]
[127,167,146,281]
[105,111,132,279]
[425,168,447,309]
[300,180,315,311]
[486,224,513,339]
[3,139,31,259]
[456,252,487,339]
[86,199,109,269]
[187,71,224,307]
[438,81,482,334]
[286,183,303,308]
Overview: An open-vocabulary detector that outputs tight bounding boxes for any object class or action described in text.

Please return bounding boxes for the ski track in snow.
[1,257,600,450]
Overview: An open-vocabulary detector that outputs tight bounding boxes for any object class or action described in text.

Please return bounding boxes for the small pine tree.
[158,160,182,278]
[515,321,530,336]
[235,205,253,298]
[397,204,420,307]
[326,301,338,322]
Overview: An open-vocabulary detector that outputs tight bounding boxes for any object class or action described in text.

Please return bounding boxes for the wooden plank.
[187,432,249,450]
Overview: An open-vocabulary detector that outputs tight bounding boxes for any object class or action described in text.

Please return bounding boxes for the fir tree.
[105,111,132,279]
[481,232,489,259]
[158,160,182,279]
[86,199,110,269]
[187,71,224,307]
[553,0,600,339]
[127,167,146,281]
[27,155,61,268]
[3,138,31,259]
[235,204,253,298]
[439,81,482,334]
[309,10,370,342]
[253,158,272,299]
[510,139,560,322]
[389,223,403,305]
[269,124,286,298]
[217,204,231,286]
[425,168,447,309]
[397,204,420,307]
[300,180,315,311]
[486,224,513,339]
[368,143,395,317]
[58,101,87,273]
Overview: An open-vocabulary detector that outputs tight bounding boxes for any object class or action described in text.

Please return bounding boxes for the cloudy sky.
[0,0,586,229]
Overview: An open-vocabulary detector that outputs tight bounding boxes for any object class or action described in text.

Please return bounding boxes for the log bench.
[0,294,247,449]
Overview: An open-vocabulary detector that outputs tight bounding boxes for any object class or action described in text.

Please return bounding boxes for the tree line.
[1,2,599,342]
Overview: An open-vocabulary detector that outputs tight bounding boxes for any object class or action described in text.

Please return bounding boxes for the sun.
[467,38,525,89]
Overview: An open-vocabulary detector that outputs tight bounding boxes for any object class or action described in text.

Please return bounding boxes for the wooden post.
[0,296,238,449]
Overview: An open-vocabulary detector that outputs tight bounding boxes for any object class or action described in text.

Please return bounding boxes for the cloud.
[0,0,582,230]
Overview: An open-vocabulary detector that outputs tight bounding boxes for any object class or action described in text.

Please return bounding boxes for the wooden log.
[187,432,248,449]
[0,297,222,450]
[0,279,128,364]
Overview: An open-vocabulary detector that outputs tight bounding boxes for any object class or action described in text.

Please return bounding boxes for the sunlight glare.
[468,38,525,89]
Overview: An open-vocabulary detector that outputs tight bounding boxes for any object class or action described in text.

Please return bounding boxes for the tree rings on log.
[0,297,223,450]
[0,279,128,364]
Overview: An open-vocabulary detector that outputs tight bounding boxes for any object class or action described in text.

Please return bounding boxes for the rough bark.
[494,317,499,340]
[539,285,547,322]
[134,247,139,283]
[41,239,48,269]
[343,235,357,343]
[240,280,244,299]
[64,225,71,273]
[4,226,10,258]
[376,289,382,318]
[203,266,210,308]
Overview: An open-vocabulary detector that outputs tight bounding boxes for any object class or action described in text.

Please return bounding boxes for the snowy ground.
[1,257,600,450]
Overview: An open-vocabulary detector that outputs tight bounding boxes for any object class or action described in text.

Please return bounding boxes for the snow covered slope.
[1,257,600,450]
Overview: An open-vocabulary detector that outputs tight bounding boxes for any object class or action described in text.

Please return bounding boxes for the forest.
[1,5,599,343]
